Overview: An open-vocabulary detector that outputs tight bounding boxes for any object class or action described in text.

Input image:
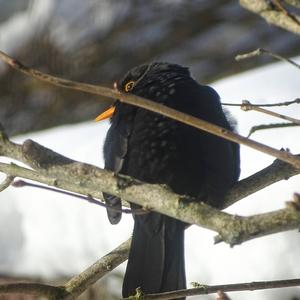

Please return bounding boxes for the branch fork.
[1,49,300,298]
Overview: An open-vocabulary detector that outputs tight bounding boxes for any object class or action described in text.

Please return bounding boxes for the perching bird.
[96,62,240,298]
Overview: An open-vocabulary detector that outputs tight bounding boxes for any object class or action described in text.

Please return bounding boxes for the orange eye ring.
[124,80,135,92]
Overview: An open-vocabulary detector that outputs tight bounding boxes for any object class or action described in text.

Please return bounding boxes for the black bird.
[96,62,240,298]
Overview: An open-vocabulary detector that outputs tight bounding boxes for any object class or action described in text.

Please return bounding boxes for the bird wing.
[103,112,134,224]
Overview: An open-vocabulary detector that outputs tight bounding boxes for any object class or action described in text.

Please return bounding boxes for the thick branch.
[0,130,300,298]
[2,132,299,209]
[1,135,300,246]
[240,0,300,35]
[0,50,300,168]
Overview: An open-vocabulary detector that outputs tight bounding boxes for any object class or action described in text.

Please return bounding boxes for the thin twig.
[241,100,300,125]
[130,278,300,300]
[0,175,14,192]
[235,48,300,70]
[0,51,300,168]
[247,122,300,137]
[222,98,300,107]
[12,180,148,215]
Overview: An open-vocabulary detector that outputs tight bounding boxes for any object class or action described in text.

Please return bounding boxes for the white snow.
[0,57,300,299]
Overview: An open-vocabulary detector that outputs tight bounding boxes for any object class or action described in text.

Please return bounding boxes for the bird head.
[95,62,191,122]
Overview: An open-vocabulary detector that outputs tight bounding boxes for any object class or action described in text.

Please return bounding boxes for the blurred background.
[0,1,300,300]
[0,0,300,136]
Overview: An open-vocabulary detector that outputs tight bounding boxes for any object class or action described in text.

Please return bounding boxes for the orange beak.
[95,106,116,122]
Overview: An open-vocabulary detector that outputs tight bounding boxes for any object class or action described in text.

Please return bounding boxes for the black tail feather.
[122,213,186,299]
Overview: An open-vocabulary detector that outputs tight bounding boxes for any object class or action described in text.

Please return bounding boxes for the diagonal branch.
[1,130,300,246]
[64,239,130,299]
[1,126,299,210]
[0,50,300,168]
[0,175,14,192]
[0,239,131,300]
[223,156,299,207]
[239,0,300,35]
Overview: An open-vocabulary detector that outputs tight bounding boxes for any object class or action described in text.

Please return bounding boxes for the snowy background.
[0,1,300,299]
[0,57,300,299]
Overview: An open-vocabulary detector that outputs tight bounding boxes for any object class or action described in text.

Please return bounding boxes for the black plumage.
[102,62,240,298]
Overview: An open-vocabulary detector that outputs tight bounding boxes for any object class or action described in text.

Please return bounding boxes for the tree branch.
[0,50,300,168]
[64,239,130,299]
[0,175,14,192]
[223,156,299,207]
[240,100,300,125]
[1,128,300,246]
[0,239,131,300]
[12,180,147,215]
[247,122,300,137]
[126,278,300,300]
[1,50,300,299]
[235,48,300,69]
[239,0,300,35]
[222,98,300,107]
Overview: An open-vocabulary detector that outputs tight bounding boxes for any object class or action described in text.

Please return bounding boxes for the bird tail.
[122,213,186,299]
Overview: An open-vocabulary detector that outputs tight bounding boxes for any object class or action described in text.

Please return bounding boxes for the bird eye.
[124,80,135,92]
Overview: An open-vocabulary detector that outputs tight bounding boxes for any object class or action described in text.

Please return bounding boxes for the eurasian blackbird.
[96,62,240,298]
